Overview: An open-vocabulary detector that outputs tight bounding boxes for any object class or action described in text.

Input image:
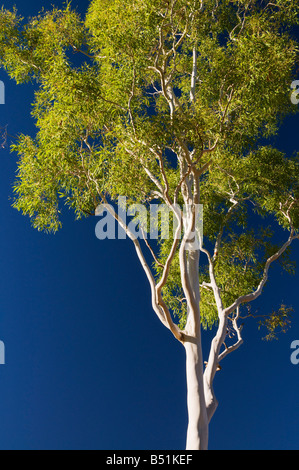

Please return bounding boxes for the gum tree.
[0,0,299,450]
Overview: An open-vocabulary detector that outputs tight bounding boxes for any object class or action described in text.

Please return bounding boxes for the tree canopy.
[0,0,298,339]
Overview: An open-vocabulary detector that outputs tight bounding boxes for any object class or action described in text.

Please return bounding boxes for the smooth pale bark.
[184,339,209,450]
[184,248,209,450]
[203,315,227,422]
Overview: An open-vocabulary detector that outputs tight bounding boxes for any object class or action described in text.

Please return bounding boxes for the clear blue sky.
[0,0,298,450]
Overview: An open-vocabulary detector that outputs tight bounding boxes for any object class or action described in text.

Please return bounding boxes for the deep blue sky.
[0,0,298,450]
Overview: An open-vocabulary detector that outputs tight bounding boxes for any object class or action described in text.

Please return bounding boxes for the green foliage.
[258,304,293,341]
[0,0,298,331]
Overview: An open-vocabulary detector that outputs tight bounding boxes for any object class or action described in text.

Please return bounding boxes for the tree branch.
[91,178,183,341]
[190,44,197,104]
[224,230,299,317]
[128,66,137,135]
[218,307,244,362]
[140,227,165,269]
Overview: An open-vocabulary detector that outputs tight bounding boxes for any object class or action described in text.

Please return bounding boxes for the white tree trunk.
[183,248,209,450]
[184,339,209,450]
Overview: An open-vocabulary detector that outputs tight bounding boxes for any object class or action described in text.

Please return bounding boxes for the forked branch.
[224,229,299,317]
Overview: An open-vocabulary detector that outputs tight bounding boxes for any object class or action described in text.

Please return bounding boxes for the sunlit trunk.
[184,339,209,450]
[184,248,209,450]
